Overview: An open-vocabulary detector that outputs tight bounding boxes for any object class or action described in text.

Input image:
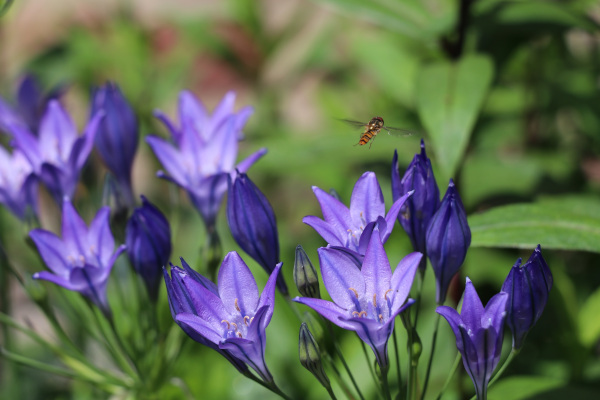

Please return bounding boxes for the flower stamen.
[349,288,359,298]
[384,289,392,301]
[221,320,231,330]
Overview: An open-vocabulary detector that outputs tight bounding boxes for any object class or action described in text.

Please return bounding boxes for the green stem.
[435,353,461,400]
[393,327,402,396]
[378,364,392,400]
[324,353,355,400]
[413,263,426,329]
[420,313,441,400]
[326,323,365,400]
[243,370,292,400]
[360,340,379,391]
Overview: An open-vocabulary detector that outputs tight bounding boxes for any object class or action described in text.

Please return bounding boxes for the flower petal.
[350,172,385,225]
[29,229,70,276]
[303,215,345,247]
[176,312,224,345]
[361,232,391,299]
[218,252,259,316]
[146,136,188,186]
[235,147,267,173]
[319,246,365,309]
[312,186,352,233]
[461,277,484,331]
[390,252,421,311]
[88,206,115,266]
[293,296,354,330]
[61,198,88,256]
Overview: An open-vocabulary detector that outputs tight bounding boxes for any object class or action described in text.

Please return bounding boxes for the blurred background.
[1,0,600,399]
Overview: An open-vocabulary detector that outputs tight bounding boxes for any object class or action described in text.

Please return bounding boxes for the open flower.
[437,278,508,400]
[10,100,103,204]
[30,198,125,314]
[303,171,413,260]
[0,146,38,220]
[168,252,282,382]
[147,91,266,230]
[295,233,421,370]
[501,245,553,349]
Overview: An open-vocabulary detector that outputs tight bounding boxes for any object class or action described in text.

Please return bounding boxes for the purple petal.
[178,91,208,141]
[146,136,187,185]
[436,305,465,351]
[461,277,484,330]
[390,252,421,311]
[312,186,352,234]
[33,270,76,290]
[61,198,88,256]
[71,110,103,170]
[88,206,115,266]
[350,172,385,225]
[293,296,355,330]
[256,262,282,330]
[211,92,236,130]
[181,258,218,295]
[235,147,267,173]
[29,229,70,276]
[153,110,181,144]
[361,232,391,299]
[303,215,345,247]
[38,101,76,160]
[382,190,413,243]
[482,291,508,332]
[319,246,365,309]
[176,312,223,344]
[218,252,259,316]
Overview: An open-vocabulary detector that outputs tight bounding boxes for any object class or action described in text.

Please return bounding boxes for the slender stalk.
[420,313,441,400]
[435,353,461,400]
[360,340,379,390]
[392,327,402,395]
[243,370,292,400]
[402,311,421,400]
[326,322,365,400]
[413,263,426,329]
[378,364,392,400]
[325,353,355,399]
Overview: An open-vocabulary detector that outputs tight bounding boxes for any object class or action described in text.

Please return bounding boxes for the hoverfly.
[341,116,414,148]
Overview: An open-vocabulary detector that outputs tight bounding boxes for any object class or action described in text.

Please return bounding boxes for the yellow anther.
[231,322,238,332]
[221,320,231,330]
[237,332,243,338]
[357,311,367,318]
[352,311,361,317]
[349,288,359,298]
[384,289,393,301]
[379,314,383,322]
[373,294,377,307]
[244,316,251,326]
[234,298,241,312]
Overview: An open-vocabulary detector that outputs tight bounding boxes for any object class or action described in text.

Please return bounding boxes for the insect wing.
[339,119,368,129]
[382,125,415,137]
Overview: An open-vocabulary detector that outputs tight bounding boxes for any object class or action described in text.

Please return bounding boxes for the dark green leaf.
[469,196,600,253]
[416,55,495,183]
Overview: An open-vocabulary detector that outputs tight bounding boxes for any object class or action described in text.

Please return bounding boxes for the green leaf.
[488,376,562,400]
[469,196,600,253]
[578,286,600,347]
[416,55,495,184]
[0,0,13,17]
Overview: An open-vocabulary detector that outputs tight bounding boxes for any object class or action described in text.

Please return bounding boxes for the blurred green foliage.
[1,0,600,399]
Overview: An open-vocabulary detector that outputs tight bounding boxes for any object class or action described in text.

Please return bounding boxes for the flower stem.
[360,340,379,390]
[468,348,520,399]
[413,261,427,329]
[435,353,461,400]
[393,327,402,395]
[420,313,441,400]
[377,363,392,400]
[326,322,366,400]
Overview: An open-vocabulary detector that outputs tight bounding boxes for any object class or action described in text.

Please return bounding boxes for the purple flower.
[30,198,125,314]
[392,140,440,266]
[91,82,139,207]
[0,74,65,134]
[294,233,421,370]
[226,171,287,294]
[147,91,266,229]
[426,179,471,304]
[10,100,103,204]
[125,196,171,301]
[303,171,413,260]
[501,245,553,349]
[168,252,282,382]
[437,278,508,400]
[0,146,38,220]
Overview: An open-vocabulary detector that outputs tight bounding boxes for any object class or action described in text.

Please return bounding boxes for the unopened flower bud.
[294,245,320,298]
[299,322,330,389]
[501,245,553,349]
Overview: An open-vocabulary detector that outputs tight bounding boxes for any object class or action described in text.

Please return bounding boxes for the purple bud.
[125,196,171,301]
[426,179,471,304]
[501,245,553,349]
[392,139,440,266]
[226,172,288,294]
[91,82,139,207]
